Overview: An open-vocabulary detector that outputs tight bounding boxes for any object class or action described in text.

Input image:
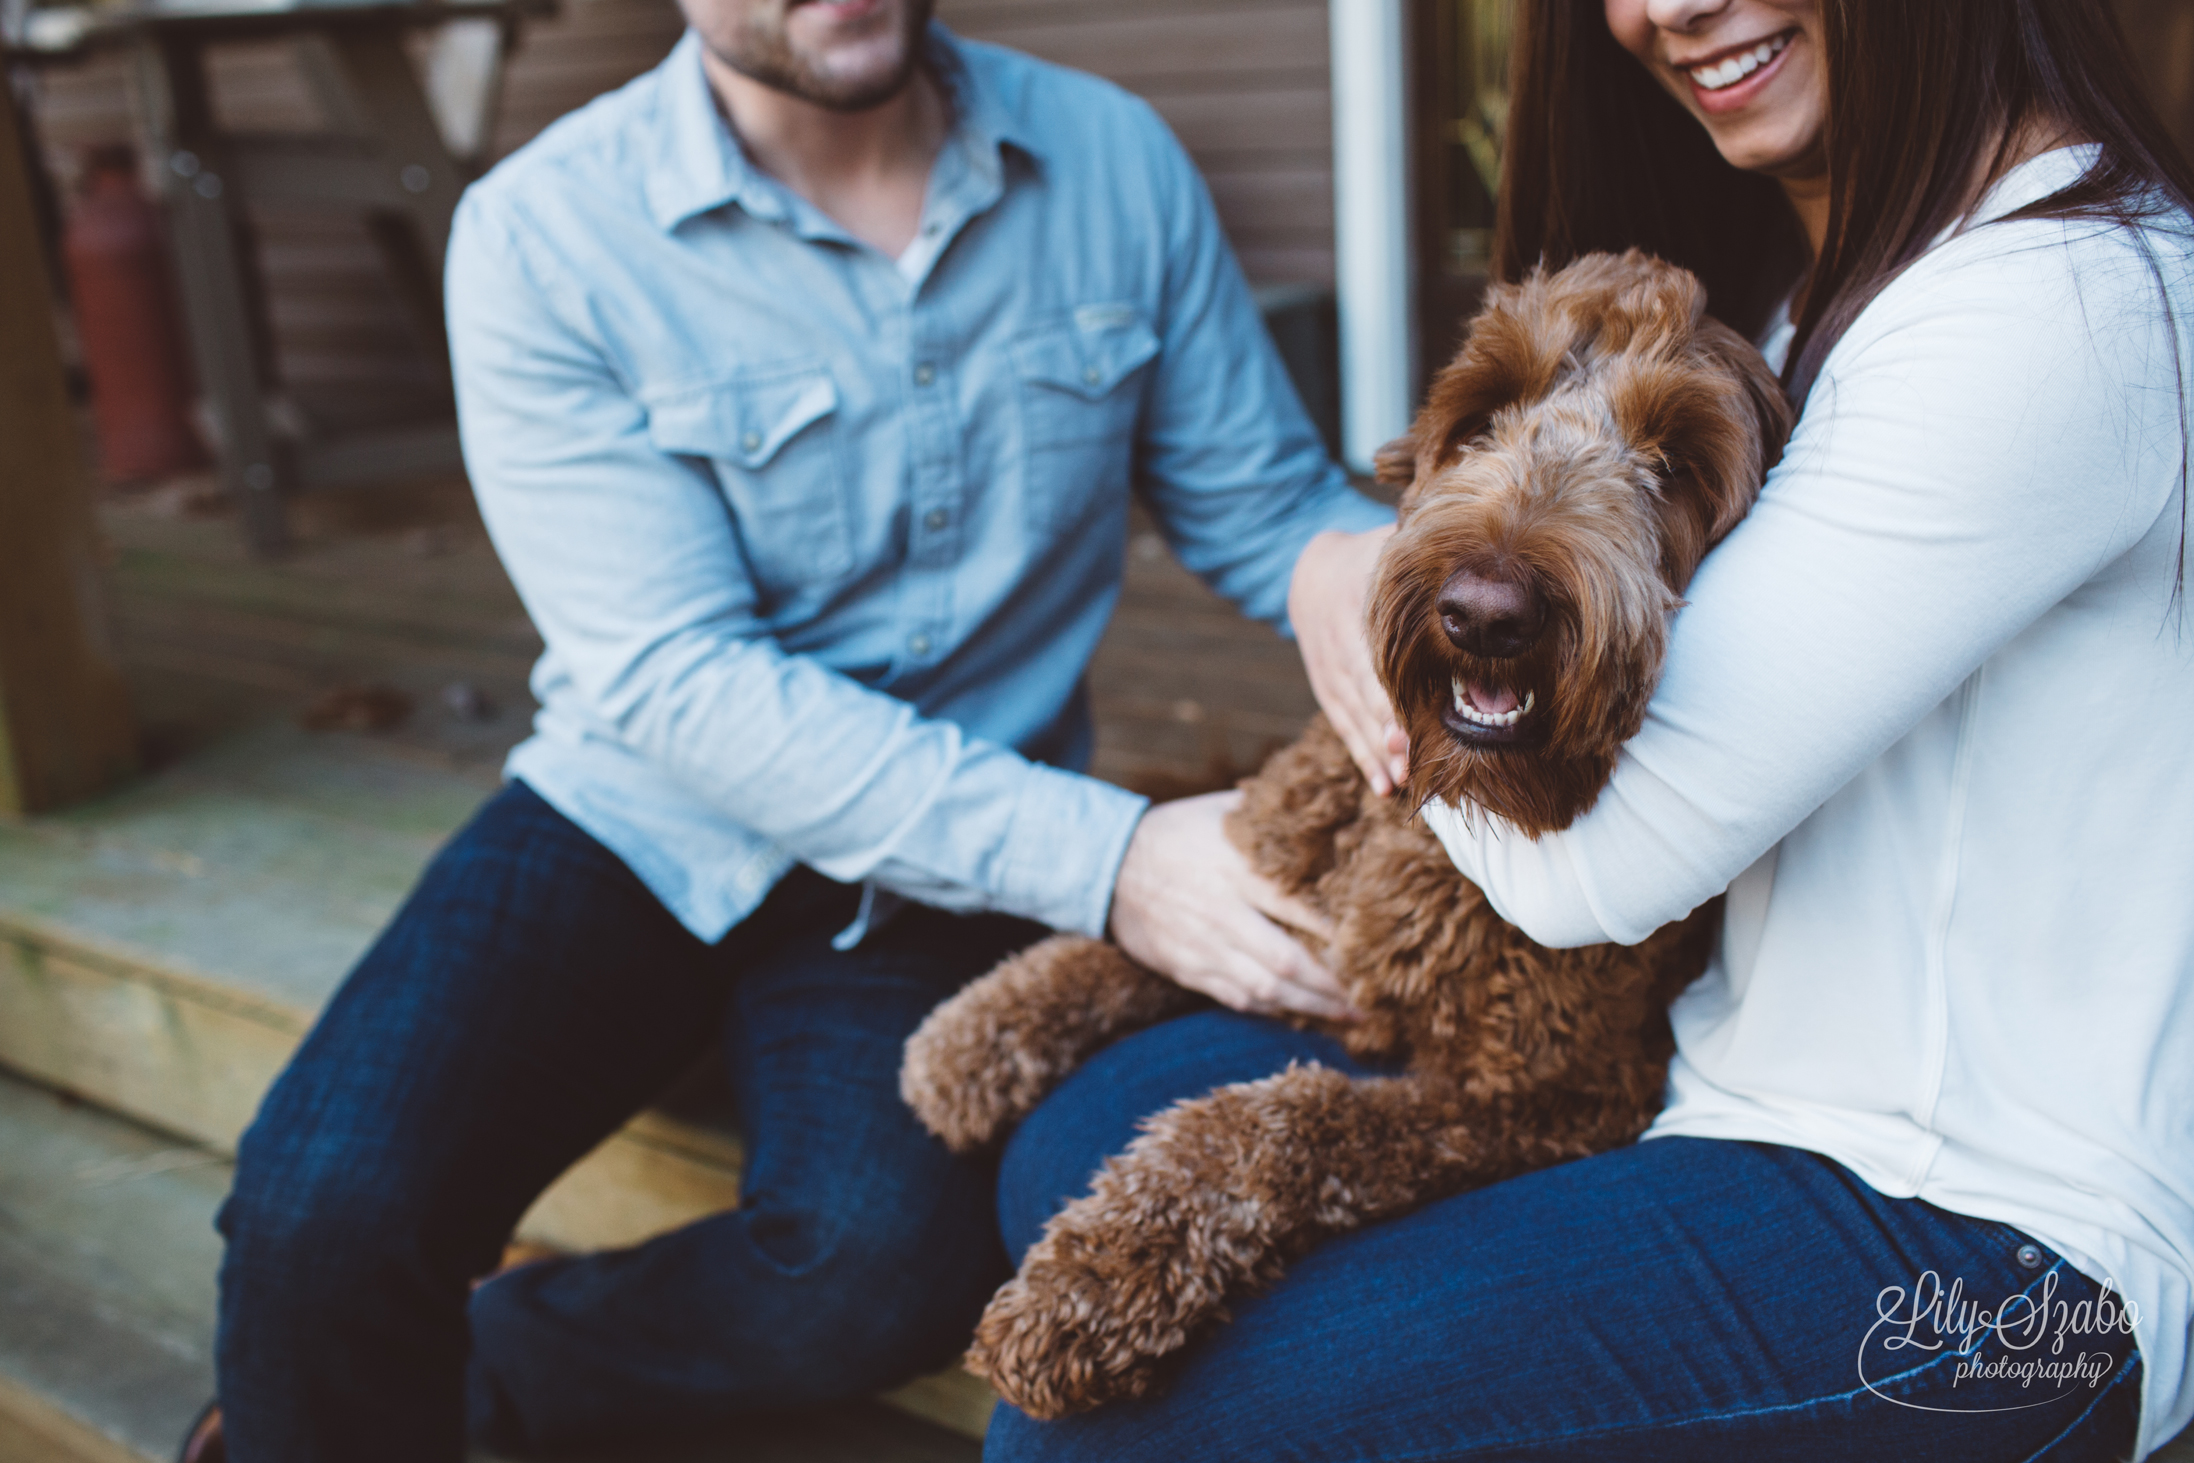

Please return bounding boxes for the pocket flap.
[1014,306,1161,401]
[646,368,839,469]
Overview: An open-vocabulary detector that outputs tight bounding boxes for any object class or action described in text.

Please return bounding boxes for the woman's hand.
[1290,525,1409,795]
[1107,792,1357,1021]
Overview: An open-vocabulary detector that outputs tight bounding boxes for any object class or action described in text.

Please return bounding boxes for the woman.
[984,0,2194,1458]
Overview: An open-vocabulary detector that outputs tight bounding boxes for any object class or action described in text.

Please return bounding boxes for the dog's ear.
[1606,319,1790,584]
[1699,317,1795,519]
[1372,430,1419,495]
[1658,318,1781,543]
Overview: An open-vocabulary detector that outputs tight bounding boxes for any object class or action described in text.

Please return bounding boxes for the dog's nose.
[1437,569,1547,658]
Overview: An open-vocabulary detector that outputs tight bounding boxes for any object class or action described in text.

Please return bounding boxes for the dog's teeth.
[1450,687,1533,729]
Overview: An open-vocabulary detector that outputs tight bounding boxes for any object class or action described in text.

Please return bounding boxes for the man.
[195,0,1403,1457]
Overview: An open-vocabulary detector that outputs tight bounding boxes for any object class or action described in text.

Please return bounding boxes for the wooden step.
[0,1069,981,1463]
[0,721,993,1442]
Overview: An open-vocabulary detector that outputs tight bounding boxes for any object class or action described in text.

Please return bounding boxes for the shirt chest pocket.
[644,365,854,595]
[1013,305,1161,534]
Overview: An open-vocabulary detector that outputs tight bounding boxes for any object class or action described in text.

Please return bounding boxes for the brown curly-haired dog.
[900,251,1792,1420]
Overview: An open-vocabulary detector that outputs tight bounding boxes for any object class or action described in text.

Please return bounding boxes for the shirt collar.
[645,24,1042,235]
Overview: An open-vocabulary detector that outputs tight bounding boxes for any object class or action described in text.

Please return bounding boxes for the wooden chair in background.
[19,0,548,557]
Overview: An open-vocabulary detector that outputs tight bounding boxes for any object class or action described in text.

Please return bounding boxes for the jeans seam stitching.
[2013,1354,2143,1463]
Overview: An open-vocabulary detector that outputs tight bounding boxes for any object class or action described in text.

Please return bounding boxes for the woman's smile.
[1605,0,1829,238]
[1674,25,1799,115]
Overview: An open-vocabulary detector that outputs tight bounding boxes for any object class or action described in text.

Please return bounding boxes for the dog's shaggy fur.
[900,252,1792,1420]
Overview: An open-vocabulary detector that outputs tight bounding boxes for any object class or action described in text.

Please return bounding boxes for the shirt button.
[914,364,937,387]
[2016,1243,2046,1270]
[908,633,932,656]
[1082,366,1102,386]
[741,430,761,452]
[923,508,948,531]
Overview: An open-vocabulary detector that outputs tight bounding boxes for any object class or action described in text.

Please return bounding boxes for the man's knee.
[747,1198,1005,1386]
[220,1111,492,1315]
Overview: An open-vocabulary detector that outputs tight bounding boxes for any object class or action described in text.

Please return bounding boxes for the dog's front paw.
[966,1185,1229,1419]
[903,936,1177,1154]
[966,1251,1166,1419]
[900,982,1031,1154]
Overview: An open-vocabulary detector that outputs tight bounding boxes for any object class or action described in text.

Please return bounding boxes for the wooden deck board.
[0,725,478,1014]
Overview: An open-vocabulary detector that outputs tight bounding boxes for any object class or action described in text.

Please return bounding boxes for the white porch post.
[1329,0,1417,474]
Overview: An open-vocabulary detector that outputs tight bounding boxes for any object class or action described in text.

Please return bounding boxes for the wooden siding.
[24,0,1333,408]
[936,0,1335,286]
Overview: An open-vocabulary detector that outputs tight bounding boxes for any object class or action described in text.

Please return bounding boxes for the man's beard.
[716,0,936,112]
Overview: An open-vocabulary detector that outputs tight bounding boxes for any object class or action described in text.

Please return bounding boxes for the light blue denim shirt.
[446,26,1391,943]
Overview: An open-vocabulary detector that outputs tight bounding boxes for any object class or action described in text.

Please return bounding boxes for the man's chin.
[795,63,919,112]
[721,12,927,112]
[715,43,915,111]
[777,0,930,103]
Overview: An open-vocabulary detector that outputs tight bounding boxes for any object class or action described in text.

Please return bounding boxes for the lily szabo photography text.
[1861,1269,2143,1412]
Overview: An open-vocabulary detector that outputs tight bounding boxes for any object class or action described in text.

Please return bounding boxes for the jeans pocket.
[1013,304,1159,535]
[644,363,854,600]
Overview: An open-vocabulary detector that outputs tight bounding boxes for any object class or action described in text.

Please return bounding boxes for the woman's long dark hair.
[1496,0,2194,405]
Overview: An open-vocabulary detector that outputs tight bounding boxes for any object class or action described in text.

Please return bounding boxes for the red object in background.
[62,145,209,483]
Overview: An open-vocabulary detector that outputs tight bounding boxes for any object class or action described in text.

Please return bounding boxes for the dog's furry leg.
[968,1064,1614,1419]
[902,936,1202,1154]
[1226,714,1367,901]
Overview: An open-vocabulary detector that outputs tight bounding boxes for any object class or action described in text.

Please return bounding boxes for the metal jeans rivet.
[2016,1243,2046,1270]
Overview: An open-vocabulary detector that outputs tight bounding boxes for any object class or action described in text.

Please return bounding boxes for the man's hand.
[1290,525,1409,794]
[1108,792,1357,1021]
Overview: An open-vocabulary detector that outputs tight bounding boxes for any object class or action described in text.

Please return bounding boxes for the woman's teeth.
[1689,32,1790,92]
[1450,679,1535,729]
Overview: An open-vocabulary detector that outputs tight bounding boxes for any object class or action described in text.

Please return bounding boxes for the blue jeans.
[215,781,1038,1461]
[987,1012,2144,1462]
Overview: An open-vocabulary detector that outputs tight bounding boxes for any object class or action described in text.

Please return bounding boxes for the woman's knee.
[997,1010,1365,1260]
[983,1405,1151,1463]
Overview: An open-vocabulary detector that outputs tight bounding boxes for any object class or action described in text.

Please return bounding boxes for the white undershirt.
[1424,148,2194,1458]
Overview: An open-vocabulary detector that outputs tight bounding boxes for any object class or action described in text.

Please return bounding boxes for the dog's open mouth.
[1440,677,1540,747]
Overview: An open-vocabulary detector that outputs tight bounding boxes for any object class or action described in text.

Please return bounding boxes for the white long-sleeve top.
[1424,148,2194,1458]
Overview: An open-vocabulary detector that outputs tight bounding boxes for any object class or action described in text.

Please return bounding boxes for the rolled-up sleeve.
[448,192,1147,936]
